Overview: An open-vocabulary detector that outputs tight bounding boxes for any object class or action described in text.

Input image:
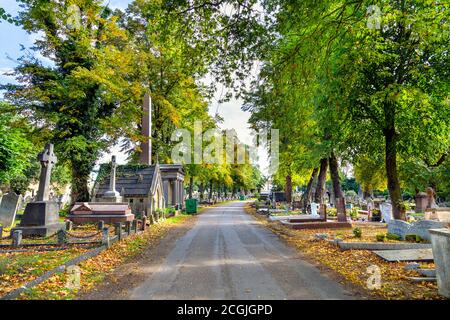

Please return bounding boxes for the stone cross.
[36,144,57,201]
[109,155,118,193]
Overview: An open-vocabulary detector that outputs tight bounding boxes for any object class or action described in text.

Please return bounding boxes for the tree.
[2,0,141,202]
[0,103,34,187]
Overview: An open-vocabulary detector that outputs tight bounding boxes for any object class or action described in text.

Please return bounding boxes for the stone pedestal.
[102,192,123,203]
[429,229,450,298]
[11,201,64,237]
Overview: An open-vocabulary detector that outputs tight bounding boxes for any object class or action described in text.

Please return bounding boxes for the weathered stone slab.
[337,241,432,251]
[0,193,22,228]
[373,249,434,262]
[281,221,352,230]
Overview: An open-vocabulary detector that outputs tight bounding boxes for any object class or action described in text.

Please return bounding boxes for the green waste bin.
[185,198,198,214]
[240,194,245,201]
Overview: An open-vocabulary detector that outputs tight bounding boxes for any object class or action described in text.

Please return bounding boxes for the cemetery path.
[124,201,360,300]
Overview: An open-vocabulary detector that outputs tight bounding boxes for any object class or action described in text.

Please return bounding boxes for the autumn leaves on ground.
[244,206,443,300]
[0,203,443,300]
[0,214,195,300]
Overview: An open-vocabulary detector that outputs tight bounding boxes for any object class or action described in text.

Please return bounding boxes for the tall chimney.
[140,93,152,165]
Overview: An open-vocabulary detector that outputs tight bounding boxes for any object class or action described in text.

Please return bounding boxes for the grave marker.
[11,144,65,237]
[0,192,22,228]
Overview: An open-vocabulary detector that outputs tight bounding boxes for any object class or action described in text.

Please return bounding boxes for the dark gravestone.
[11,144,64,237]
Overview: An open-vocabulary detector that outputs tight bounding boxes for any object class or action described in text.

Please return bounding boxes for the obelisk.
[140,93,152,165]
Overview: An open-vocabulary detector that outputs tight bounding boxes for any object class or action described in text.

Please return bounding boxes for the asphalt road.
[130,201,359,300]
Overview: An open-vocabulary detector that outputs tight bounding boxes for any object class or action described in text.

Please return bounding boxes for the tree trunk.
[363,186,372,199]
[385,127,405,220]
[188,176,194,199]
[208,180,213,201]
[329,152,346,220]
[71,162,91,203]
[329,152,344,199]
[302,167,318,210]
[314,158,328,204]
[199,183,204,201]
[285,174,292,204]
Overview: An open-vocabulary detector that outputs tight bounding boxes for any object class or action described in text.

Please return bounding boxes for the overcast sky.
[0,0,269,175]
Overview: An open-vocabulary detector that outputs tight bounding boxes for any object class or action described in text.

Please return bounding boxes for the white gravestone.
[380,202,393,223]
[0,192,22,228]
[310,202,319,217]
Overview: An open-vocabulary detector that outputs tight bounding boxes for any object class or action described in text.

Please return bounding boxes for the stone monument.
[310,202,319,217]
[426,187,438,209]
[102,155,123,203]
[415,191,428,212]
[140,93,152,165]
[380,202,393,224]
[0,192,22,228]
[11,144,64,237]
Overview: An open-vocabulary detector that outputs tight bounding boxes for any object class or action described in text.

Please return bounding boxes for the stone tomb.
[68,202,134,224]
[0,192,22,228]
[12,144,64,237]
[387,219,447,241]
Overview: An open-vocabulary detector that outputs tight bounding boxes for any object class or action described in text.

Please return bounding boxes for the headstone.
[65,220,73,231]
[410,220,447,241]
[387,219,411,240]
[103,155,123,203]
[310,202,319,217]
[0,192,22,228]
[415,192,428,212]
[380,202,393,224]
[97,220,105,230]
[388,219,446,241]
[11,144,65,237]
[12,230,22,247]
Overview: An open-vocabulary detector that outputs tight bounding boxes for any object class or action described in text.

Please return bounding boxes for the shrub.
[352,227,362,238]
[376,233,386,242]
[386,233,402,241]
[405,234,423,243]
[349,208,358,219]
[327,208,337,217]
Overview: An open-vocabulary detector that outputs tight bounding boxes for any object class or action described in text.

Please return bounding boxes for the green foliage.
[405,234,423,243]
[352,227,362,238]
[386,233,402,241]
[376,233,386,242]
[0,103,35,187]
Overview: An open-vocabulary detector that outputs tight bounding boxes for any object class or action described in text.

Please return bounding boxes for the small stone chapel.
[92,93,185,216]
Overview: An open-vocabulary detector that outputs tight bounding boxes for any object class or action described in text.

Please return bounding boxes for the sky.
[0,0,269,176]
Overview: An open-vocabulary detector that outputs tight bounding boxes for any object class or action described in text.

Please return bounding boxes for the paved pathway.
[129,201,359,300]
